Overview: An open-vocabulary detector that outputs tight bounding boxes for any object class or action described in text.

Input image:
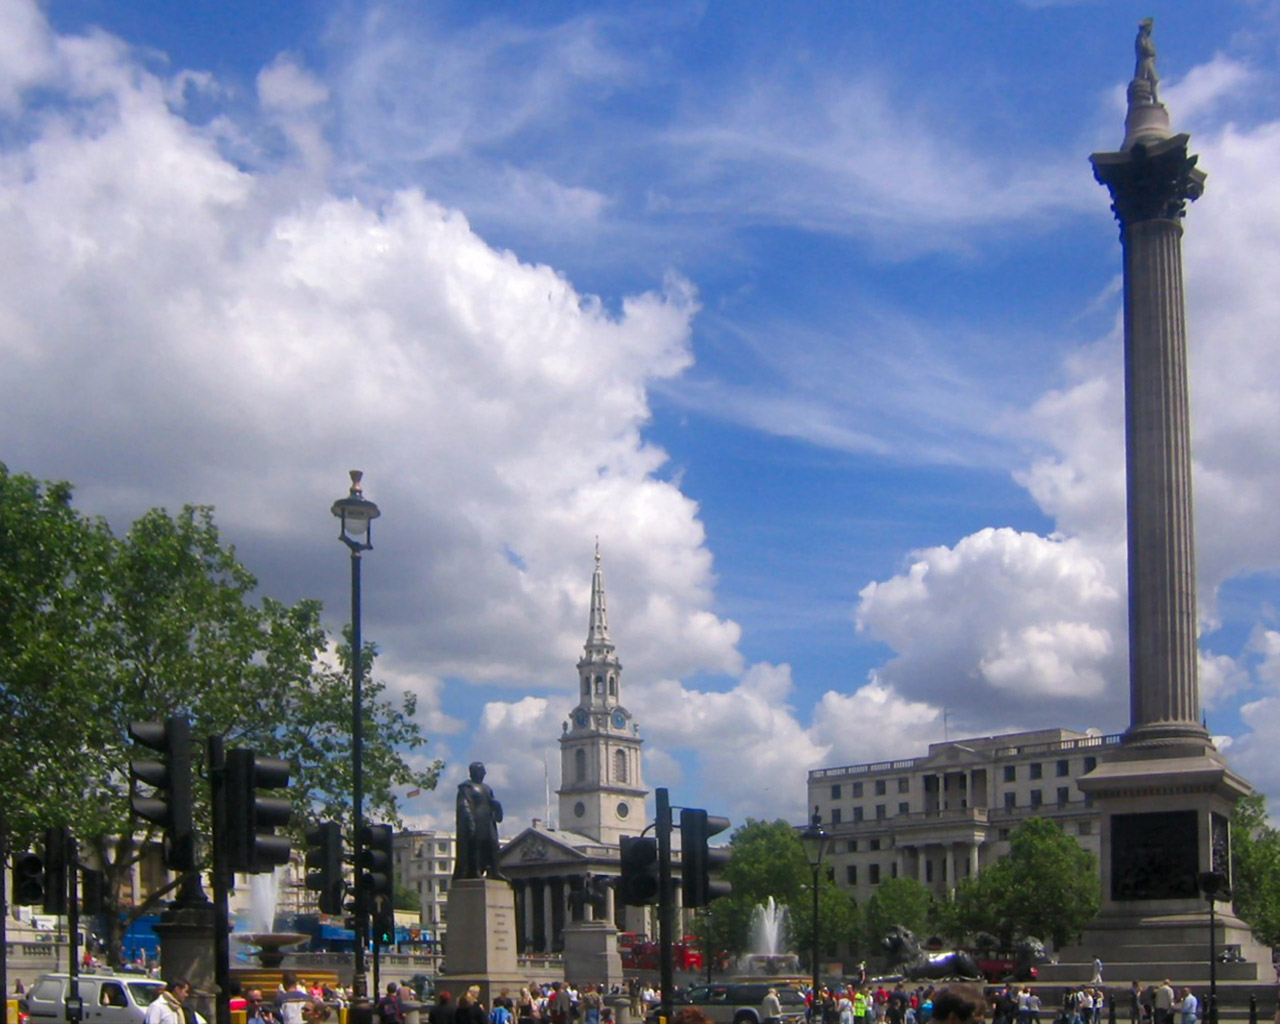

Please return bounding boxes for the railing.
[810,734,1122,781]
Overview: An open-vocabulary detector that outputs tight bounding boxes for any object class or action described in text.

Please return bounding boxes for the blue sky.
[7,0,1280,831]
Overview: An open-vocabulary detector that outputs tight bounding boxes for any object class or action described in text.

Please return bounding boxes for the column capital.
[1091,134,1205,229]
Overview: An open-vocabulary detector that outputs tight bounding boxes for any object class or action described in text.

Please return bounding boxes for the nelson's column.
[1053,20,1268,983]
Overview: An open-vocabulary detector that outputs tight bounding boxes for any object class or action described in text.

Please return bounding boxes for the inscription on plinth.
[443,879,518,977]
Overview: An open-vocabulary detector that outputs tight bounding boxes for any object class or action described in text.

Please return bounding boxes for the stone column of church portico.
[603,879,616,925]
[541,880,554,953]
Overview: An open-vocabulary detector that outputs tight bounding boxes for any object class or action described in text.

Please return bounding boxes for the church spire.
[585,537,613,655]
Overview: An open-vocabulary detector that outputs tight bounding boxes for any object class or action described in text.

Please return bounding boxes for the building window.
[1057,786,1069,807]
[1030,789,1042,807]
[1056,759,1070,777]
[875,780,887,796]
[1030,763,1043,780]
[615,748,628,783]
[831,808,842,824]
[831,784,842,799]
[1003,792,1016,809]
[847,840,858,852]
[925,859,933,882]
[869,838,881,851]
[869,864,881,885]
[846,864,857,885]
[875,804,886,819]
[998,828,1011,840]
[898,802,909,815]
[853,782,864,798]
[1084,756,1098,773]
[1078,821,1092,835]
[1003,765,1016,782]
[575,748,586,781]
[609,675,617,696]
[595,675,604,694]
[898,778,909,793]
[891,861,898,878]
[853,807,864,822]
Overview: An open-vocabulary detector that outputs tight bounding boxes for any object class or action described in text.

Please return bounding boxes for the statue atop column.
[1121,17,1174,151]
[1133,18,1159,103]
[453,761,509,881]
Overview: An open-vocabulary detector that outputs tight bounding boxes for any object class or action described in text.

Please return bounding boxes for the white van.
[24,974,165,1024]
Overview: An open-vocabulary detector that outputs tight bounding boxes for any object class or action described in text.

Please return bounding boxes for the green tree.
[394,885,420,913]
[947,817,1098,949]
[1230,792,1280,946]
[861,876,936,951]
[706,819,858,966]
[0,465,443,965]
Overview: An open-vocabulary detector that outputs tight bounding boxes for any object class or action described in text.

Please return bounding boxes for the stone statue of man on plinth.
[453,761,509,881]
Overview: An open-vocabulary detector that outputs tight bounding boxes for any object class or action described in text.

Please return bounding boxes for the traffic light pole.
[209,737,232,1024]
[63,830,82,1024]
[1,806,8,1008]
[657,788,674,1024]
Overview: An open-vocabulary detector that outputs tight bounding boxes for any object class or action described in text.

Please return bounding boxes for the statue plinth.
[439,880,524,1005]
[562,920,623,991]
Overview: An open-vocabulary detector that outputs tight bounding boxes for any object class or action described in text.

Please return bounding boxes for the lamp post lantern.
[332,470,381,1004]
[799,814,829,1014]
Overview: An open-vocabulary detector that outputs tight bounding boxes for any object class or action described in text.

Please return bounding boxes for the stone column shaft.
[1093,132,1209,750]
[1124,218,1200,731]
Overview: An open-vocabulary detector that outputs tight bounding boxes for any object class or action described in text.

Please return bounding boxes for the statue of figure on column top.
[1133,18,1159,102]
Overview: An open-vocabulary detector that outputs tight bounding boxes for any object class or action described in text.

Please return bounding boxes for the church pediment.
[499,827,594,868]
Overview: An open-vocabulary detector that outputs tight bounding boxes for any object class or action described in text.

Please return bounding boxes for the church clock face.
[574,801,586,818]
[617,801,629,818]
[574,709,589,729]
[612,709,627,729]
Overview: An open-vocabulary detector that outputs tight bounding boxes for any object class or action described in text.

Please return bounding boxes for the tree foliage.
[947,817,1098,949]
[703,819,859,964]
[861,876,936,951]
[1230,792,1280,947]
[0,464,442,964]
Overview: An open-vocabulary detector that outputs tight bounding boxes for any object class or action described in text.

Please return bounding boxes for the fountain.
[739,897,802,976]
[230,870,312,977]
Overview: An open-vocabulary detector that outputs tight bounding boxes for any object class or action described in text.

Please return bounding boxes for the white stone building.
[807,728,1121,903]
[392,829,456,941]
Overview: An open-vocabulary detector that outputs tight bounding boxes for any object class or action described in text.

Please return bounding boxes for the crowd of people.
[421,980,620,1024]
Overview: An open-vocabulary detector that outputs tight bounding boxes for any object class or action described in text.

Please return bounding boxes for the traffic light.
[360,824,395,945]
[42,826,69,915]
[11,850,45,906]
[618,835,660,906]
[305,821,345,916]
[129,716,195,871]
[225,748,293,874]
[680,808,732,907]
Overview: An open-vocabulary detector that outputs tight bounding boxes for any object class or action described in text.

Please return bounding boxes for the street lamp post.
[332,471,381,1006]
[799,814,829,1017]
[1198,871,1230,1024]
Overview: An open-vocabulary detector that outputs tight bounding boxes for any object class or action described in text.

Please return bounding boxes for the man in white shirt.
[144,980,189,1024]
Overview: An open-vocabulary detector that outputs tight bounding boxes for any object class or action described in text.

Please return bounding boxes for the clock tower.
[558,544,647,845]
